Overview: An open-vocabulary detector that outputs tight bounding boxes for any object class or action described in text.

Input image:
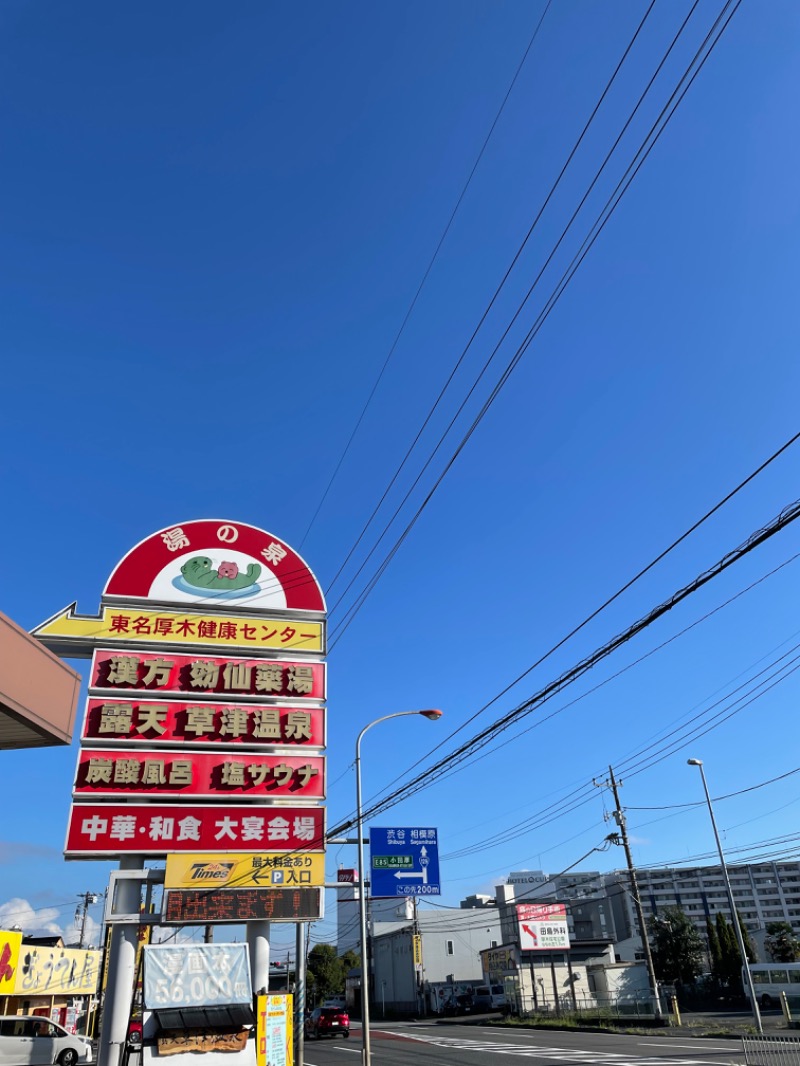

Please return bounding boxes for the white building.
[605,859,800,959]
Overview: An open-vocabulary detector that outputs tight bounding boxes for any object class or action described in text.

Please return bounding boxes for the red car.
[305,1006,350,1039]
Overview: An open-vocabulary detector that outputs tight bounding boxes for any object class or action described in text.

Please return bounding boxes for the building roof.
[0,611,80,749]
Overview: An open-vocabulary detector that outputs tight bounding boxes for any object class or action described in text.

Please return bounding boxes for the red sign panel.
[103,520,326,614]
[81,699,325,748]
[65,803,325,856]
[74,749,325,799]
[103,519,325,613]
[89,649,325,701]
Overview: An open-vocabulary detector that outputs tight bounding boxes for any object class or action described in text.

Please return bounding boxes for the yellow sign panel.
[13,947,102,996]
[165,852,325,890]
[0,930,22,994]
[257,994,293,1066]
[34,604,324,654]
[412,933,422,966]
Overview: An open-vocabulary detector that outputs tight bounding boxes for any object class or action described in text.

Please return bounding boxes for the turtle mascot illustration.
[180,556,261,590]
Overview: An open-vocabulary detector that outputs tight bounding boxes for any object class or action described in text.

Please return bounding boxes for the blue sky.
[3,0,800,956]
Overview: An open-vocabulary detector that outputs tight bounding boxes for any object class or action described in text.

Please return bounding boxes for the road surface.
[302,1021,751,1066]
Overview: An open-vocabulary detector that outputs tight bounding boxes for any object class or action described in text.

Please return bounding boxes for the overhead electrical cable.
[328,490,800,836]
[327,0,742,650]
[298,0,554,550]
[324,0,659,599]
[441,636,800,860]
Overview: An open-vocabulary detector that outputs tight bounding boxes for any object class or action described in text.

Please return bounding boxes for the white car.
[0,1016,93,1066]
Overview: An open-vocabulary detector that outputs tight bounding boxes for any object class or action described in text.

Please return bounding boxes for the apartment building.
[605,860,800,957]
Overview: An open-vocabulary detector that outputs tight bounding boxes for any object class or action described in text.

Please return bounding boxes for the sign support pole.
[98,857,143,1066]
[247,921,270,994]
[294,922,306,1066]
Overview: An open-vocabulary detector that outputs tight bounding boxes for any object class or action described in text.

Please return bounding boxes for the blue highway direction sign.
[369,827,440,896]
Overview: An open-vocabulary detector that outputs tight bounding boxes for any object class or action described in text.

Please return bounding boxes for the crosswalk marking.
[377,1030,720,1065]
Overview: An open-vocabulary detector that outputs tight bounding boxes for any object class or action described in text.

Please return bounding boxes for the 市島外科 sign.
[517,903,570,951]
[65,803,325,856]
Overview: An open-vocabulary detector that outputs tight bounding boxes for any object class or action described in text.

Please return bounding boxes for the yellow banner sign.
[257,994,293,1066]
[165,852,325,889]
[33,604,324,655]
[0,931,21,994]
[13,947,102,996]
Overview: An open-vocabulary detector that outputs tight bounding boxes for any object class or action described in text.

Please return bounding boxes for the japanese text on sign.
[164,889,322,924]
[66,804,325,855]
[75,749,325,798]
[90,650,325,700]
[82,699,325,747]
[34,606,324,653]
[143,944,251,1009]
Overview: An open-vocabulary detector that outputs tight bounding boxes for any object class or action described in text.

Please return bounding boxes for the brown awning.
[0,610,81,749]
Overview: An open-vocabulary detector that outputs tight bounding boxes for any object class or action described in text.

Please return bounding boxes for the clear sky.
[3,0,800,958]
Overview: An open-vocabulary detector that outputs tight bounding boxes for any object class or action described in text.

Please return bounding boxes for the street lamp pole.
[355,708,443,1066]
[687,758,762,1033]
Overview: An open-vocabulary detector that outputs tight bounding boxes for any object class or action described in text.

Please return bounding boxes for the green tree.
[765,922,800,963]
[307,944,345,1004]
[713,911,756,989]
[340,949,360,975]
[706,919,722,977]
[738,911,757,964]
[649,907,705,983]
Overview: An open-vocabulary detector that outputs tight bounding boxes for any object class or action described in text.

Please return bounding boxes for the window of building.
[446,941,454,955]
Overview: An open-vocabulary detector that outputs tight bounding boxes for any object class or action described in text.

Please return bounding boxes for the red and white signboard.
[89,649,326,701]
[517,903,570,951]
[66,803,326,856]
[74,749,326,799]
[37,519,329,862]
[81,699,326,749]
[104,519,325,613]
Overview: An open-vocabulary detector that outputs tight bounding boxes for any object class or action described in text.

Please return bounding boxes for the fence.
[512,990,665,1021]
[743,1035,800,1066]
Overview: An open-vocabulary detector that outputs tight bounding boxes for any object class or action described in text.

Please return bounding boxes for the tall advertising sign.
[32,519,327,862]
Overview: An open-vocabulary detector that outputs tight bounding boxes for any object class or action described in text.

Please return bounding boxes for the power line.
[327,1,740,646]
[324,0,659,601]
[328,489,800,836]
[299,0,554,550]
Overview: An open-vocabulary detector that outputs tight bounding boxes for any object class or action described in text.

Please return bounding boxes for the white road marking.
[637,1043,741,1052]
[375,1031,726,1063]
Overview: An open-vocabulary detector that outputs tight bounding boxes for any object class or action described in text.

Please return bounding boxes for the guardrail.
[743,1035,800,1066]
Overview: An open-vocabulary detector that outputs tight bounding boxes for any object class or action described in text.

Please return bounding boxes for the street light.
[687,758,762,1033]
[356,709,443,1066]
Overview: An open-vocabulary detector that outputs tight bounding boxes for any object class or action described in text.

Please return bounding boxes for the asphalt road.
[302,1022,752,1066]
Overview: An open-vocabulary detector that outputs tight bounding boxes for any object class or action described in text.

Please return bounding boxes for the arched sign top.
[103,520,326,613]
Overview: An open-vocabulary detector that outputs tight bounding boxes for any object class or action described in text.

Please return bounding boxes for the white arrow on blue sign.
[369,827,441,896]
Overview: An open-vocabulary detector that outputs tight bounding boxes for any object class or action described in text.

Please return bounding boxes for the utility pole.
[597,767,661,1018]
[75,892,100,949]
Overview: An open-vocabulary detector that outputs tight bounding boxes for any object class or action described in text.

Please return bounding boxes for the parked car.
[0,1016,93,1066]
[473,984,509,1013]
[126,1016,143,1047]
[305,1006,350,1039]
